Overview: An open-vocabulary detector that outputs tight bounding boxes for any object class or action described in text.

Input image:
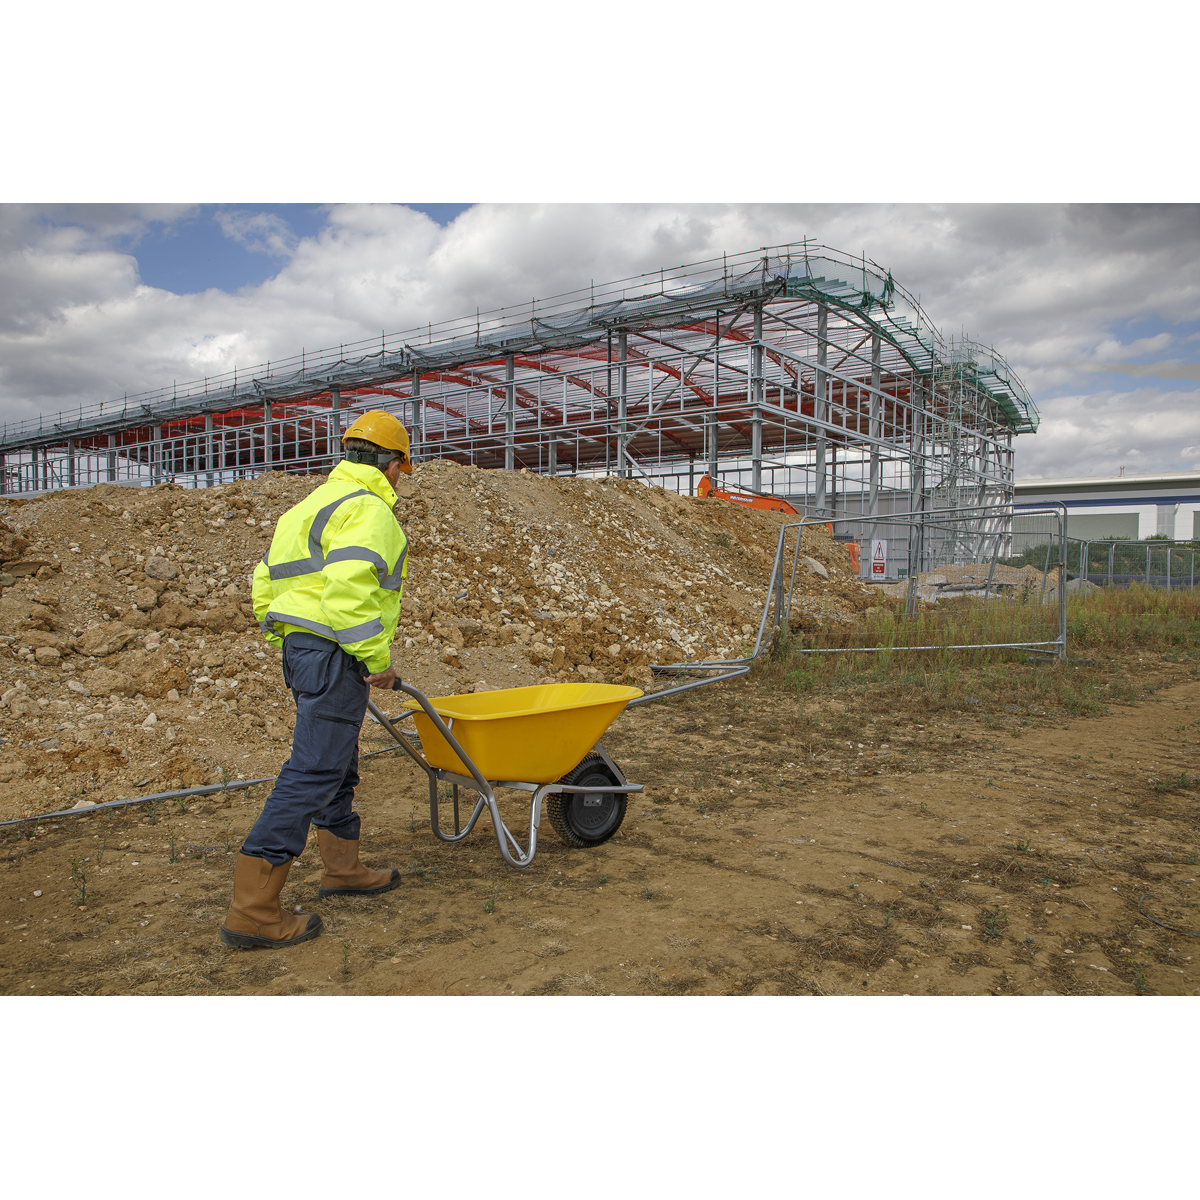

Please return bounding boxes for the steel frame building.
[0,243,1037,526]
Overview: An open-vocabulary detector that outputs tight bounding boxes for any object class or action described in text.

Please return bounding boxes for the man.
[219,410,412,949]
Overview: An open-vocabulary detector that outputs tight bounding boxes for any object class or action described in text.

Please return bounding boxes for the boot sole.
[318,869,401,899]
[218,917,323,949]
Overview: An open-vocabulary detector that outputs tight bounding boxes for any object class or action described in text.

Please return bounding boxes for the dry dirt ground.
[3,650,1197,996]
[0,461,867,822]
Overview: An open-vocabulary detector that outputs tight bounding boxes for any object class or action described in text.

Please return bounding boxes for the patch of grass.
[1153,771,1198,793]
[166,826,180,864]
[640,883,662,900]
[598,874,609,885]
[340,944,351,975]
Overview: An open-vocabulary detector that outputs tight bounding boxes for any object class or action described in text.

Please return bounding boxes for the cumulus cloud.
[1066,361,1200,382]
[1015,387,1200,479]
[213,209,299,258]
[2,203,1198,482]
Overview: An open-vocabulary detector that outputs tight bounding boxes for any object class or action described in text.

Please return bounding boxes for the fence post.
[1108,542,1114,586]
[1146,543,1151,588]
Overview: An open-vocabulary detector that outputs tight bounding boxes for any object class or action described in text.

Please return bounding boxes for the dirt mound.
[0,463,869,821]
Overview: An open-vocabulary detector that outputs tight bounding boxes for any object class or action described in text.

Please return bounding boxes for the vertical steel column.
[617,331,628,479]
[750,304,763,493]
[410,373,421,463]
[1108,542,1115,586]
[868,333,881,535]
[330,388,341,465]
[107,434,116,482]
[264,403,274,470]
[41,447,48,492]
[204,413,214,487]
[1146,543,1151,588]
[0,452,5,494]
[504,354,515,470]
[549,433,557,477]
[814,303,827,516]
[67,440,76,487]
[709,321,720,480]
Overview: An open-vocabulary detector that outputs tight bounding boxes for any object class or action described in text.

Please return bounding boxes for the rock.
[0,572,14,587]
[4,558,57,577]
[152,603,203,631]
[85,666,136,696]
[144,556,178,581]
[201,605,247,633]
[473,679,491,692]
[67,679,91,696]
[122,608,151,629]
[141,712,158,728]
[78,624,136,657]
[23,631,62,649]
[166,688,181,702]
[144,632,162,650]
[34,646,61,665]
[132,587,159,610]
[0,761,27,782]
[801,557,828,579]
[439,646,459,664]
[70,798,97,810]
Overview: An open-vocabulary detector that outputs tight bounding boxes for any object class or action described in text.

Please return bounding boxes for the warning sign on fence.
[871,539,887,578]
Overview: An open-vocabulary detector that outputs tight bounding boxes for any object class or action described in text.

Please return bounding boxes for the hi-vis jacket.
[252,461,408,673]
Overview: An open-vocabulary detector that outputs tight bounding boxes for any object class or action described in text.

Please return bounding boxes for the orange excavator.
[697,474,860,573]
[696,474,798,515]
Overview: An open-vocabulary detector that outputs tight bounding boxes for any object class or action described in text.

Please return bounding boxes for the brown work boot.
[317,829,401,898]
[219,853,322,949]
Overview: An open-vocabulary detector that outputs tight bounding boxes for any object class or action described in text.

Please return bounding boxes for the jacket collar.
[328,459,399,507]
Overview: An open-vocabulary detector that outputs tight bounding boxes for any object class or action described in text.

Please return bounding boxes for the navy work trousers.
[242,632,371,865]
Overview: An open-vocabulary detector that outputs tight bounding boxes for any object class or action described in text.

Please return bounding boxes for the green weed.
[68,857,88,906]
[982,906,1008,940]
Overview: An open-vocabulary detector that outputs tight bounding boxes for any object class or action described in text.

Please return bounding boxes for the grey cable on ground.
[1137,892,1200,939]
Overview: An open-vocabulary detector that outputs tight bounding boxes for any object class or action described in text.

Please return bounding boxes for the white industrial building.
[1015,473,1200,542]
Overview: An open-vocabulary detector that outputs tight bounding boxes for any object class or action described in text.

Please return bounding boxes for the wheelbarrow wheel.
[546,754,627,848]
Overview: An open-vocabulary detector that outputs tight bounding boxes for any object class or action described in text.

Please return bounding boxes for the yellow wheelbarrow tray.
[366,681,645,869]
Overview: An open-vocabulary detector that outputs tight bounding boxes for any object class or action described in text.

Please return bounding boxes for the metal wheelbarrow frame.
[366,682,643,869]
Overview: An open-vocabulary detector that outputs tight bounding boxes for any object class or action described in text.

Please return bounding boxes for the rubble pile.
[0,461,868,820]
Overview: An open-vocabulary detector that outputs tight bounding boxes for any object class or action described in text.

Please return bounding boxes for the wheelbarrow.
[365,681,644,869]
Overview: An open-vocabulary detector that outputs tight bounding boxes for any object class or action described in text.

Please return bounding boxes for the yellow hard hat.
[341,409,412,473]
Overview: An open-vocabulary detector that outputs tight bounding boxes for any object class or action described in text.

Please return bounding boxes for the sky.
[1,202,1196,482]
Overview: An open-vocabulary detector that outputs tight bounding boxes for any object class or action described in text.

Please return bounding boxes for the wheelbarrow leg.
[453,783,460,837]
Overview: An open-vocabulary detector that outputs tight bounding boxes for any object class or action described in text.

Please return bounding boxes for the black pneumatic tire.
[546,754,627,849]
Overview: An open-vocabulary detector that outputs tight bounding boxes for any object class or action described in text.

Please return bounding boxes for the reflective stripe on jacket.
[252,460,408,672]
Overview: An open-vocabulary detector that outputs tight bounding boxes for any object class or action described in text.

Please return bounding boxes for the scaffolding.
[0,242,1037,526]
